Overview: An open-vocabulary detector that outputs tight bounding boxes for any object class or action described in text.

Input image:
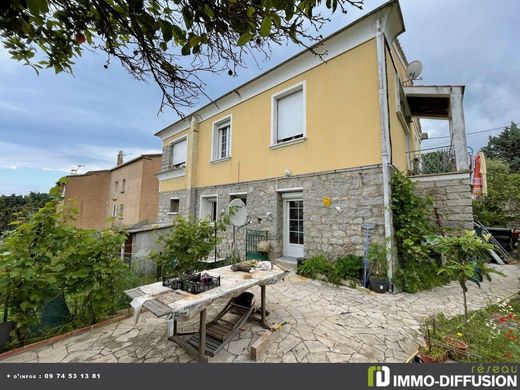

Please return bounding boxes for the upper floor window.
[169,137,187,169]
[272,82,306,146]
[212,116,232,161]
[115,180,119,192]
[121,179,126,193]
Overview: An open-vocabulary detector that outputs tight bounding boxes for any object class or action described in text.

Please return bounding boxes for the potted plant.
[444,336,468,359]
[367,242,389,293]
[418,344,449,363]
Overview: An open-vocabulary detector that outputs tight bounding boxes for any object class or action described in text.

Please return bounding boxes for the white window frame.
[168,197,180,215]
[112,204,118,217]
[199,194,218,221]
[211,115,232,162]
[169,135,188,170]
[270,81,306,148]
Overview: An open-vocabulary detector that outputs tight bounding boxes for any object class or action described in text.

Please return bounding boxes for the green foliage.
[481,122,520,173]
[151,214,230,278]
[473,159,520,227]
[426,295,520,362]
[433,231,498,323]
[0,0,363,114]
[367,242,388,278]
[329,255,363,284]
[391,170,434,264]
[0,180,131,344]
[390,170,449,292]
[299,254,362,285]
[393,258,451,293]
[298,255,333,280]
[0,192,51,235]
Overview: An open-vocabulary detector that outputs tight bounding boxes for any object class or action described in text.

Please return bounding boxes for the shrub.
[333,255,363,280]
[300,254,363,285]
[151,214,230,278]
[298,255,333,280]
[0,180,131,345]
[393,258,451,293]
[367,242,388,279]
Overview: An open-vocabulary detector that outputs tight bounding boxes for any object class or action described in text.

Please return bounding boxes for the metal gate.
[245,229,269,260]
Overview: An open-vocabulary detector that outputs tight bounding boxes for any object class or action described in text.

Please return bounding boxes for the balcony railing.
[407,146,457,176]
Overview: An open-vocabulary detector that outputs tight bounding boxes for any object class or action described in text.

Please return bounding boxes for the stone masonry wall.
[411,172,473,231]
[158,190,189,221]
[157,165,386,260]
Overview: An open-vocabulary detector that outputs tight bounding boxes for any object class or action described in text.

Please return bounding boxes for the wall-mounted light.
[284,169,292,177]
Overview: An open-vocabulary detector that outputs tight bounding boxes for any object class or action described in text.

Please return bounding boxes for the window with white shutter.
[272,82,305,145]
[169,138,187,169]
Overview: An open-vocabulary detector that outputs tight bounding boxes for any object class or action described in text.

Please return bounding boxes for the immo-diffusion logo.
[368,365,391,387]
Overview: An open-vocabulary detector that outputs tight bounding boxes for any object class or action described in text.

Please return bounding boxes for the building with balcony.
[154,0,472,279]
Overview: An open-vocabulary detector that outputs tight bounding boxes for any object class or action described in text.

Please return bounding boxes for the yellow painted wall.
[386,47,410,173]
[160,129,189,192]
[160,39,382,191]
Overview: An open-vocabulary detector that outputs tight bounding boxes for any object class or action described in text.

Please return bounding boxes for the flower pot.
[419,352,448,364]
[444,336,468,358]
[0,321,15,349]
[369,278,389,293]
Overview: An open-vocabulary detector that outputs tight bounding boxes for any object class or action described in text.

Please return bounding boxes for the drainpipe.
[185,116,199,219]
[376,19,395,285]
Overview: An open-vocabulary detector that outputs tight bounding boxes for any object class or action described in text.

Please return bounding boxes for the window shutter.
[277,89,303,141]
[171,139,187,166]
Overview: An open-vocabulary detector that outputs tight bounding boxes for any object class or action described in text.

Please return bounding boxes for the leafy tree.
[152,214,230,278]
[0,0,363,114]
[434,231,497,324]
[473,159,520,227]
[481,122,520,172]
[0,192,51,235]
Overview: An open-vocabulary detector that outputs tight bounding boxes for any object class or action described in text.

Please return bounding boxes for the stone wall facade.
[411,172,473,231]
[157,165,386,259]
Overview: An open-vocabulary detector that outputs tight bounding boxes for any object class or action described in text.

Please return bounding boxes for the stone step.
[272,257,298,273]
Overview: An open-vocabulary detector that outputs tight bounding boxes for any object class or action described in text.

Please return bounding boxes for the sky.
[0,0,519,195]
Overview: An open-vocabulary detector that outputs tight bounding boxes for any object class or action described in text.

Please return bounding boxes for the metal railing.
[407,146,457,176]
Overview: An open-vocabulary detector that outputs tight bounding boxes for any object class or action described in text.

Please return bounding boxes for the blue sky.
[1,0,519,195]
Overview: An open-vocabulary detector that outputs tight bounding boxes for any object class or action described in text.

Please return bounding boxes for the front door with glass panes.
[283,196,304,258]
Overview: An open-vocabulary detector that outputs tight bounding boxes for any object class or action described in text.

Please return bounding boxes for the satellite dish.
[228,198,247,226]
[406,60,423,81]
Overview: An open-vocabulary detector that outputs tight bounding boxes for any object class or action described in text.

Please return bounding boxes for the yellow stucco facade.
[160,39,385,192]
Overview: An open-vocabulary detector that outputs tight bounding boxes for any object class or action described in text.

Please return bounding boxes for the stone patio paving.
[1,264,519,363]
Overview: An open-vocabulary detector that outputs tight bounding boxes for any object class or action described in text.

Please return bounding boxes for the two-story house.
[154,0,471,280]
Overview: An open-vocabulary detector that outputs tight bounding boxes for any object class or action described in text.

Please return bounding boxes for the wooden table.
[125,264,287,361]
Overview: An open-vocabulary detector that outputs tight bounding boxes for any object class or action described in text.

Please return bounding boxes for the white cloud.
[0,141,159,173]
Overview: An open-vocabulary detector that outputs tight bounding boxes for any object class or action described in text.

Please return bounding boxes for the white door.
[283,196,304,258]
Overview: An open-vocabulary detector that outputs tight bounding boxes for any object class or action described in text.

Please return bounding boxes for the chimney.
[116,150,124,166]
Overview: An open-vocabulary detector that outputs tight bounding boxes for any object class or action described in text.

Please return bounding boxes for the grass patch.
[424,292,520,362]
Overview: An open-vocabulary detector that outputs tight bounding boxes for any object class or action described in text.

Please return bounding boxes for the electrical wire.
[426,123,518,140]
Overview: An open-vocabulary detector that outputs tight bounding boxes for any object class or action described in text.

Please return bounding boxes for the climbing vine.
[391,171,450,292]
